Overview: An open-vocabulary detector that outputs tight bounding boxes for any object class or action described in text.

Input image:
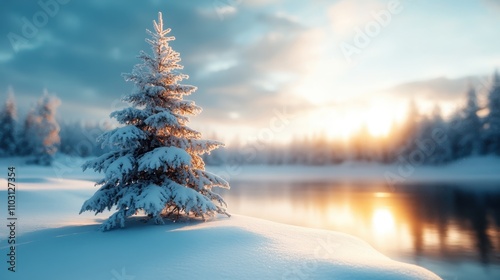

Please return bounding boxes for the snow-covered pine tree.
[422,105,453,164]
[456,87,482,157]
[80,12,230,231]
[28,91,61,165]
[484,71,500,155]
[398,100,422,157]
[0,88,18,156]
[18,110,36,156]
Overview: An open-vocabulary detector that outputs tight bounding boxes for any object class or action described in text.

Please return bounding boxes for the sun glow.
[374,192,391,198]
[365,106,394,137]
[372,208,395,235]
[304,102,401,140]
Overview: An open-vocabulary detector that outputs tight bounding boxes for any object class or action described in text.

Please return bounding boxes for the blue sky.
[1,0,499,141]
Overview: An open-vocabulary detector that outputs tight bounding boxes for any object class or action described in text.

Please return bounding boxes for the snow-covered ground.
[0,213,440,279]
[0,156,448,279]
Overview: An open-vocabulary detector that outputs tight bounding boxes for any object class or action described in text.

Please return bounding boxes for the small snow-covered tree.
[398,100,422,157]
[421,106,453,164]
[484,71,500,155]
[59,122,108,157]
[28,91,61,165]
[18,110,36,156]
[456,87,482,157]
[80,13,230,230]
[0,88,18,156]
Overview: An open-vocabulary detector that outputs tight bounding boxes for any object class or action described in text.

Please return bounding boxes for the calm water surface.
[219,180,500,280]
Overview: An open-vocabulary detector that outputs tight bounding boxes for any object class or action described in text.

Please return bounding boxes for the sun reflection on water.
[372,208,395,235]
[220,180,500,269]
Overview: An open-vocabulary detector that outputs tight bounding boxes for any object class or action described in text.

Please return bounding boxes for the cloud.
[384,74,496,107]
[0,2,238,112]
[258,12,301,30]
[481,0,500,13]
[182,10,323,126]
[0,1,320,134]
[328,0,385,38]
[243,0,283,7]
[0,51,14,62]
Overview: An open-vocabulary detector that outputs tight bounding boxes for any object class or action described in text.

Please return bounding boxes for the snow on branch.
[138,146,191,171]
[144,110,184,129]
[99,126,147,149]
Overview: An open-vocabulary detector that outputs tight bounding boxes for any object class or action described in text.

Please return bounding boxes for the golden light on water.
[223,181,500,267]
[203,178,500,280]
[372,208,396,235]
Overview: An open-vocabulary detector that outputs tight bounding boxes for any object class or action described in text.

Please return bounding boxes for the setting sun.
[304,101,402,140]
[365,106,395,137]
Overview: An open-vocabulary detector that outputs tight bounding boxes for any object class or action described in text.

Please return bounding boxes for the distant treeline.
[0,89,110,164]
[203,71,500,166]
[0,90,63,165]
[1,71,499,166]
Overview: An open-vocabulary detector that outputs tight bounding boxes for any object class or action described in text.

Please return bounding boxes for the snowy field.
[0,156,454,279]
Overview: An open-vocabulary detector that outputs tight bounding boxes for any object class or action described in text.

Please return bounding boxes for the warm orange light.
[372,208,395,235]
[303,102,402,140]
[374,192,391,198]
[365,107,394,137]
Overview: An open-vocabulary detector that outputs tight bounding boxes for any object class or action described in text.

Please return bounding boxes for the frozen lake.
[219,180,500,280]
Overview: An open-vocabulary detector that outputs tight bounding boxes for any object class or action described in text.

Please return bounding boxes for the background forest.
[1,71,499,166]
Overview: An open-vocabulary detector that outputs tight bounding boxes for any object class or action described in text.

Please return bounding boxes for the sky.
[1,0,499,143]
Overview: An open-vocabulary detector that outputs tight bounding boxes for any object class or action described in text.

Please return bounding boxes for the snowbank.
[0,174,440,279]
[0,215,439,280]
